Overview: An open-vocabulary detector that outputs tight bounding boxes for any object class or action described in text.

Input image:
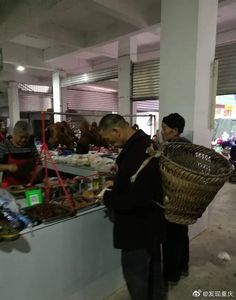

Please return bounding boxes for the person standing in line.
[99,114,166,300]
[161,113,191,286]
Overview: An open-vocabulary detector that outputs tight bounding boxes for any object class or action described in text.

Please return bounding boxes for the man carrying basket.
[161,113,191,286]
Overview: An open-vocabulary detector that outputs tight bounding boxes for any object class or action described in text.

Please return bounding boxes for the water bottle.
[2,209,21,229]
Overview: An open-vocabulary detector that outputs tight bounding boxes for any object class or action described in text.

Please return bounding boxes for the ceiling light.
[83,73,88,81]
[16,66,25,72]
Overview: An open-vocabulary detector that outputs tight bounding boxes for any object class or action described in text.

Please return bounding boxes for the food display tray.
[73,197,100,212]
[22,203,75,224]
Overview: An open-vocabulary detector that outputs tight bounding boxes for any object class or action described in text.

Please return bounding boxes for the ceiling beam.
[85,22,137,47]
[0,64,52,86]
[91,0,148,29]
[43,45,78,63]
[89,43,118,59]
[44,44,118,66]
[0,0,66,42]
[26,23,85,48]
[2,42,54,71]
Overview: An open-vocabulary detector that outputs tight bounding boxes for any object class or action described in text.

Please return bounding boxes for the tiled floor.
[105,182,236,299]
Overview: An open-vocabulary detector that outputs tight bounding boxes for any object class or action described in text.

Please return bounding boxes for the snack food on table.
[81,190,96,200]
[23,203,73,221]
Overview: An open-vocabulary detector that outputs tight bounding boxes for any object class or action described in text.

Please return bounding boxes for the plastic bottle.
[57,144,63,155]
[92,176,100,191]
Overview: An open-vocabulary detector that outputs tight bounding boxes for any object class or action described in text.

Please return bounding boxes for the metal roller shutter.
[136,100,159,112]
[216,42,236,95]
[132,59,160,100]
[19,94,52,112]
[66,89,118,112]
[61,66,118,88]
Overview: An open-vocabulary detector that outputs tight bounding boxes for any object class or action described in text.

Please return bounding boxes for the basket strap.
[130,150,161,183]
[129,146,164,208]
[130,149,164,209]
[152,199,165,209]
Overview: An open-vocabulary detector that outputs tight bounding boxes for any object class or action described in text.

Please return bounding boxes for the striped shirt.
[0,139,38,163]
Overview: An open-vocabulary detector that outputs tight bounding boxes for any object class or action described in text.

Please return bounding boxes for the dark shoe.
[168,280,179,287]
[181,266,189,277]
[181,270,189,277]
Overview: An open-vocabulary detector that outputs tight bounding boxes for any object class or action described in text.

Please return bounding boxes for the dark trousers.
[163,221,189,282]
[121,244,166,300]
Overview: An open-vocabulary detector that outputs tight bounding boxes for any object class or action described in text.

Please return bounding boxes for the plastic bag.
[0,188,19,213]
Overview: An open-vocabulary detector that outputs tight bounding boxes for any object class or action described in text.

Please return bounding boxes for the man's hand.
[102,180,114,189]
[7,164,18,173]
[96,187,113,204]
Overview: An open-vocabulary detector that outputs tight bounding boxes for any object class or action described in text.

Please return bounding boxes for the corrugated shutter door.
[216,42,236,95]
[19,94,52,111]
[136,100,159,112]
[61,66,118,87]
[132,59,160,100]
[66,89,118,112]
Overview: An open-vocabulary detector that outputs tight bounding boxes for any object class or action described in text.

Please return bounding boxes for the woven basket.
[159,143,232,225]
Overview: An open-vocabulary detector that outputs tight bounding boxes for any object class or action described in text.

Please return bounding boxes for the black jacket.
[103,130,165,250]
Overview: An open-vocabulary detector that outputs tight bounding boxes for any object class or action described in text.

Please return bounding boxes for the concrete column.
[52,71,62,122]
[159,0,218,238]
[159,0,218,146]
[118,36,138,122]
[8,81,20,133]
[61,87,68,121]
[130,36,138,63]
[132,102,138,126]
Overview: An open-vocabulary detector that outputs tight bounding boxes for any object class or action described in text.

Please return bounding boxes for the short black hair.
[99,114,128,130]
[162,113,185,134]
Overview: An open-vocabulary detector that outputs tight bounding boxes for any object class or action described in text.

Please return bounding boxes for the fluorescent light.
[16,66,25,72]
[83,73,88,81]
[80,84,117,93]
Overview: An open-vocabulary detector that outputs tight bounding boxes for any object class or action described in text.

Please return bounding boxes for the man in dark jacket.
[99,114,166,300]
[161,113,191,286]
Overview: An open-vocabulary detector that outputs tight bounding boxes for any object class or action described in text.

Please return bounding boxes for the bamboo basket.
[159,143,232,224]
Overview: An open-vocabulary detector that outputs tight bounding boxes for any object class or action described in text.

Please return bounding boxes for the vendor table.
[0,207,124,300]
[45,162,98,177]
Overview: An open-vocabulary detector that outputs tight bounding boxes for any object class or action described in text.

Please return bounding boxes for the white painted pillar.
[8,81,20,133]
[159,0,218,147]
[159,0,218,238]
[118,37,137,122]
[61,87,68,121]
[52,71,62,122]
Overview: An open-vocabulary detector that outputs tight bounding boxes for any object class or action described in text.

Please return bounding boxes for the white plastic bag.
[0,188,19,213]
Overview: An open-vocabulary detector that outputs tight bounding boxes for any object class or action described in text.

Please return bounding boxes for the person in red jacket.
[99,114,166,300]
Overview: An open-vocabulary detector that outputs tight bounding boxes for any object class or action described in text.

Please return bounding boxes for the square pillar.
[53,71,62,122]
[159,0,218,238]
[8,81,20,133]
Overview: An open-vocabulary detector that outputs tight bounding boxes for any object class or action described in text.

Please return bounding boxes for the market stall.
[0,206,124,300]
[0,113,122,300]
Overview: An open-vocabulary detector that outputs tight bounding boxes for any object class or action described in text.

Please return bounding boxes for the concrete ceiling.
[0,0,236,90]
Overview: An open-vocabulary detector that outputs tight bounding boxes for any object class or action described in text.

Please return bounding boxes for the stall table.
[0,207,124,300]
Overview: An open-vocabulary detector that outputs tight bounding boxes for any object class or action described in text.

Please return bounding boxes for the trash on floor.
[217,251,231,261]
